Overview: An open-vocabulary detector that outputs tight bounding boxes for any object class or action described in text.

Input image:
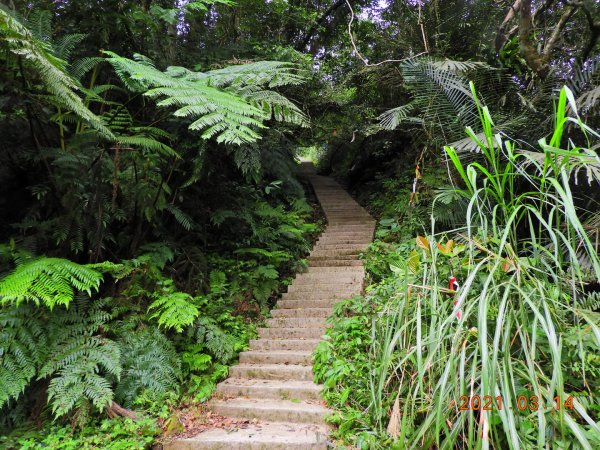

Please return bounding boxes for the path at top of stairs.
[165,162,376,449]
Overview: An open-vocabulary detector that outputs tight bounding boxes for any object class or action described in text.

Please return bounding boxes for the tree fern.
[0,6,113,139]
[105,52,308,145]
[0,257,105,308]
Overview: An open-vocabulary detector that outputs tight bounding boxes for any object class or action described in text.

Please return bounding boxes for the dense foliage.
[1,0,599,448]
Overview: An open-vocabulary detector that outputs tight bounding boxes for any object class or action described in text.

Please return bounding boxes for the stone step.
[276,299,342,310]
[229,363,313,381]
[239,350,312,365]
[304,266,364,274]
[287,284,361,293]
[216,379,322,401]
[271,308,331,318]
[258,327,325,340]
[266,317,327,329]
[312,244,369,251]
[249,339,321,351]
[317,239,371,245]
[293,275,362,283]
[310,250,362,258]
[325,225,375,231]
[210,399,330,424]
[308,254,360,260]
[281,291,354,300]
[308,259,364,267]
[164,422,330,450]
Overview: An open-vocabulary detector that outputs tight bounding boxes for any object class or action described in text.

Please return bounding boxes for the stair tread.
[166,422,330,449]
[212,397,329,412]
[219,378,322,389]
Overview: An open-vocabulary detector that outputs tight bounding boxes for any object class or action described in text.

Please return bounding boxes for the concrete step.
[249,339,321,351]
[271,308,331,318]
[310,250,362,258]
[317,239,371,245]
[290,278,361,286]
[287,284,361,293]
[216,379,322,401]
[307,260,363,267]
[229,363,313,381]
[276,299,343,309]
[210,398,330,424]
[258,327,325,340]
[292,274,362,282]
[303,266,364,274]
[164,422,330,449]
[281,291,354,300]
[308,254,361,261]
[266,317,327,328]
[312,243,369,250]
[239,350,312,365]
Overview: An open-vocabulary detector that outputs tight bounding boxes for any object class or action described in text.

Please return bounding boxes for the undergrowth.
[314,87,600,449]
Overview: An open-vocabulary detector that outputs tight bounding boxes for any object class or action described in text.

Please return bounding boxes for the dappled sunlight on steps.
[165,162,375,449]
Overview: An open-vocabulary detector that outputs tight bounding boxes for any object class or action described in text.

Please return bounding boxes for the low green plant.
[0,417,159,450]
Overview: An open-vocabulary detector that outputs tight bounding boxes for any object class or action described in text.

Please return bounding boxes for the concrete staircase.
[166,163,375,449]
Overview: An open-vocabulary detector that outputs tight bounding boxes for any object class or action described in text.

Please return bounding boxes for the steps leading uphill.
[166,162,376,449]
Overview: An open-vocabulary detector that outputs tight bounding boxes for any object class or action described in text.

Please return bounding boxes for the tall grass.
[368,86,600,449]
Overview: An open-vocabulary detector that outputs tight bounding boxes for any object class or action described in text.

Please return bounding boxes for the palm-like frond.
[379,57,508,146]
[105,52,308,145]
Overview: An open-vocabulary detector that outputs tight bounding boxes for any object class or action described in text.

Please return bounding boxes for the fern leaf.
[148,292,199,332]
[0,258,104,308]
[105,52,308,145]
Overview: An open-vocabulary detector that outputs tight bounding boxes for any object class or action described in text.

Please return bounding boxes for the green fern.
[39,298,120,417]
[148,292,199,332]
[0,305,44,407]
[105,52,308,145]
[0,297,120,417]
[115,328,182,408]
[0,257,104,308]
[191,316,239,364]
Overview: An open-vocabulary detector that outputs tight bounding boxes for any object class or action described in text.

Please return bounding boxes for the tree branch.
[542,6,576,58]
[106,401,138,420]
[298,0,347,51]
[345,0,426,67]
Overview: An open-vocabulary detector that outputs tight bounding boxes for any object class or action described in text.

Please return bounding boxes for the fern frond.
[70,56,104,81]
[117,135,180,158]
[0,305,44,407]
[105,52,308,145]
[0,258,104,308]
[53,33,86,62]
[0,7,113,139]
[378,104,415,130]
[148,292,199,332]
[192,316,238,364]
[115,328,181,408]
[379,57,504,143]
[163,204,196,230]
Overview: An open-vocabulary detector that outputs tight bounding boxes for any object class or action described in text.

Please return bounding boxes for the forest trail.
[166,162,376,449]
